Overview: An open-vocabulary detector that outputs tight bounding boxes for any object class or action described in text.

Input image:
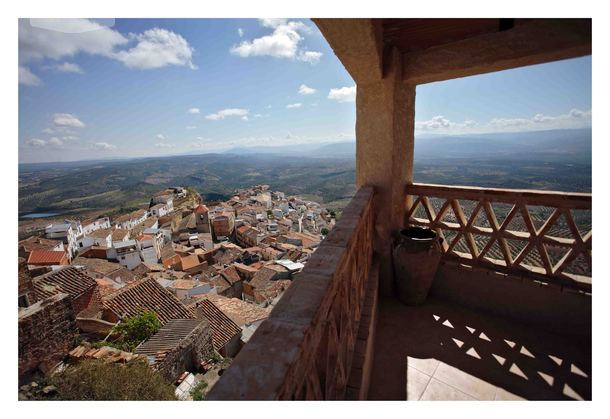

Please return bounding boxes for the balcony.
[207,18,592,400]
[208,184,591,400]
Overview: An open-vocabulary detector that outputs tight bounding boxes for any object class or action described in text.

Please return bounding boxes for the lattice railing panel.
[406,183,591,289]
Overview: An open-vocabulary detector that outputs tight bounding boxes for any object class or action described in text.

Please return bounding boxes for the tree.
[50,359,176,400]
[321,227,330,236]
[110,310,161,351]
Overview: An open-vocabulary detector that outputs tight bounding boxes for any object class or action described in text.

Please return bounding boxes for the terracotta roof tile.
[102,278,194,324]
[194,299,241,351]
[194,204,209,214]
[33,266,96,300]
[19,236,63,252]
[194,294,270,326]
[135,319,208,362]
[219,265,241,285]
[27,249,68,265]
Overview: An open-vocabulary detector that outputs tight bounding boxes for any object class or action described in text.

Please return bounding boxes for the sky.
[18,18,592,163]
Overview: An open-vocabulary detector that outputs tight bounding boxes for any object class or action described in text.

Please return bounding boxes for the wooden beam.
[313,18,384,83]
[402,19,591,84]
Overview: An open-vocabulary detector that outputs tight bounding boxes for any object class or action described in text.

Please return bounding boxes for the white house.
[82,216,111,236]
[150,203,170,218]
[78,228,113,250]
[151,194,174,211]
[136,232,164,264]
[168,280,213,300]
[113,240,141,270]
[272,209,284,219]
[113,209,148,230]
[45,222,81,258]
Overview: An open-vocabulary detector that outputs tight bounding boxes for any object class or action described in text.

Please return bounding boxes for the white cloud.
[297,51,323,65]
[92,142,116,150]
[45,62,83,73]
[112,28,196,70]
[328,86,356,103]
[24,137,65,148]
[156,134,166,140]
[298,84,316,95]
[155,142,175,149]
[230,20,322,65]
[286,103,302,109]
[188,108,200,114]
[19,19,128,63]
[415,109,592,135]
[19,19,195,71]
[48,137,64,147]
[241,116,249,121]
[53,113,85,128]
[19,66,42,86]
[205,108,249,120]
[238,28,244,38]
[190,137,212,149]
[26,138,46,147]
[61,135,79,141]
[259,19,289,28]
[185,125,197,130]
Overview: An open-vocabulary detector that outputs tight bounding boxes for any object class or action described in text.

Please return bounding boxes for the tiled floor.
[368,297,591,400]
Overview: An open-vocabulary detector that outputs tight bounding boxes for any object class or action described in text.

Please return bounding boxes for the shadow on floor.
[368,297,591,400]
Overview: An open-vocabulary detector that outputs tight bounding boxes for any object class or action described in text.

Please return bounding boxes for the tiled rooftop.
[193,299,241,351]
[27,249,67,265]
[135,318,207,361]
[196,293,270,326]
[368,297,591,401]
[102,278,195,324]
[33,266,97,300]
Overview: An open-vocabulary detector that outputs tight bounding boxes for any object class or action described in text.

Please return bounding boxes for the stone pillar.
[356,48,415,296]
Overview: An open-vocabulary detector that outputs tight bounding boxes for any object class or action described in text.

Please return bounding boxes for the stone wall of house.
[18,293,77,377]
[72,286,102,317]
[154,320,214,383]
[18,259,39,307]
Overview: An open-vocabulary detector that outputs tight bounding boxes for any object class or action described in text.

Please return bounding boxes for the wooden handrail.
[208,186,376,400]
[405,183,591,290]
[408,182,591,209]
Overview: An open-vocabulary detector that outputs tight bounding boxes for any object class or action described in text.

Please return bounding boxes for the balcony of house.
[207,183,591,400]
[207,18,591,401]
[368,183,591,401]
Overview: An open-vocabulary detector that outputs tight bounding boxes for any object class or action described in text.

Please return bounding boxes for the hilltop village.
[18,185,335,399]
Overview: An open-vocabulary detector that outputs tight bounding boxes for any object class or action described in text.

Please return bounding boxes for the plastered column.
[356,48,415,296]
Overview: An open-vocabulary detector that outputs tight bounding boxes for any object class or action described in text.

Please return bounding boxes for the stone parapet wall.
[153,320,214,383]
[18,293,76,377]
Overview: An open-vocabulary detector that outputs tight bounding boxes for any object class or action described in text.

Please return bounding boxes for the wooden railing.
[406,183,591,290]
[207,187,375,400]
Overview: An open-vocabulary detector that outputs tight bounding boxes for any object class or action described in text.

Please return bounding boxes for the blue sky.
[18,18,592,163]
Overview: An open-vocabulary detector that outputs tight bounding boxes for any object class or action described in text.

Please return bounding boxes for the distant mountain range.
[18,128,591,217]
[223,128,591,162]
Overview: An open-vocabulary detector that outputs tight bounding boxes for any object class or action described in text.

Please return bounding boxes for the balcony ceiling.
[382,18,517,53]
[314,18,591,85]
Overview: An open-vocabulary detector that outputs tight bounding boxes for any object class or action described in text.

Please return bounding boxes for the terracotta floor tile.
[495,387,526,401]
[407,366,431,400]
[433,362,497,400]
[420,378,475,401]
[407,356,440,376]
